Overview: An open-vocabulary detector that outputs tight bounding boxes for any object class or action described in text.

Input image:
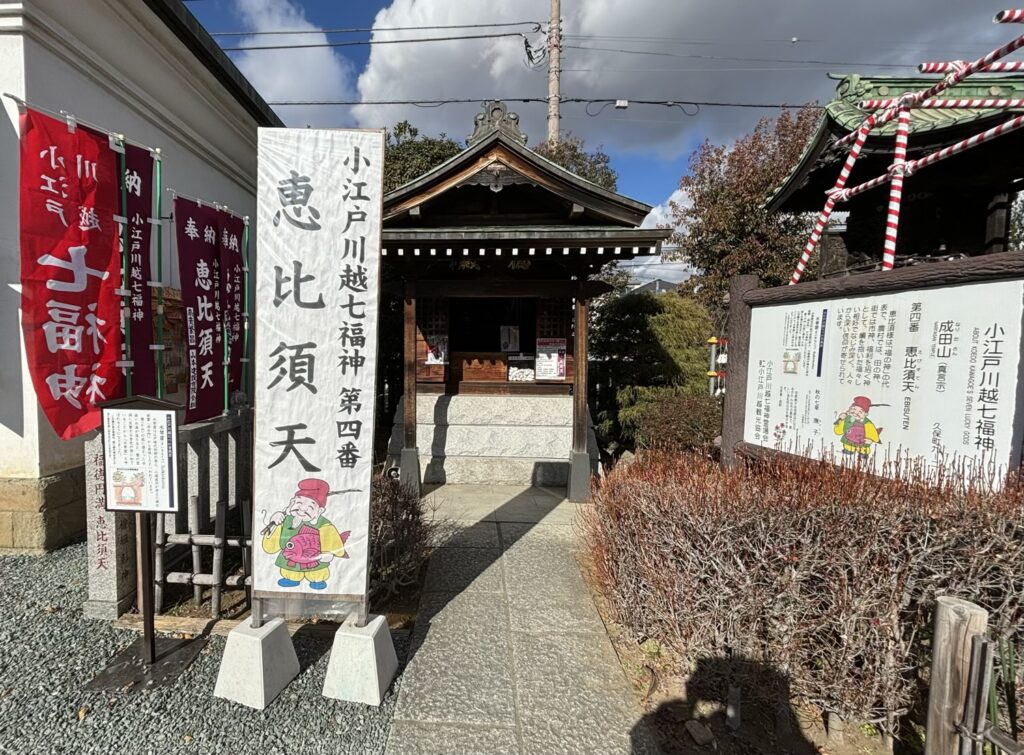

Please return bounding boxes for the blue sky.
[182,0,1011,225]
[184,0,693,210]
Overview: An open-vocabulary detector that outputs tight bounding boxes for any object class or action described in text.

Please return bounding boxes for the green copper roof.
[826,73,1024,135]
[767,73,1024,212]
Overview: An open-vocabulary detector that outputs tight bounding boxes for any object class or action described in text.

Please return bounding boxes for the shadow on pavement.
[631,655,819,754]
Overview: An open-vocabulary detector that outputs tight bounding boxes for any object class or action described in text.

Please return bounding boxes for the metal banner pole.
[222,255,230,414]
[136,512,156,665]
[242,216,251,398]
[154,149,165,400]
[117,140,133,396]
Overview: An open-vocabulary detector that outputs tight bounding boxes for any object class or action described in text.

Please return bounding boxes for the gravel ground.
[0,543,407,755]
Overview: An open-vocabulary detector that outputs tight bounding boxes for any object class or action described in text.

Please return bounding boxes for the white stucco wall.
[0,0,263,478]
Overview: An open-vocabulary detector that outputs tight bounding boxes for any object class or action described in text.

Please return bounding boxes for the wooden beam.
[409,205,422,219]
[403,284,417,449]
[746,250,1024,307]
[411,279,613,299]
[573,283,589,454]
[722,275,759,468]
[382,226,670,245]
[985,192,1011,254]
[569,202,584,219]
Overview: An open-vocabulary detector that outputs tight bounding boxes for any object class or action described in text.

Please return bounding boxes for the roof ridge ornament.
[466,100,528,147]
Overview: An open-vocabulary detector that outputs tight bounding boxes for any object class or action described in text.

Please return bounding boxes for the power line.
[209,21,542,37]
[563,44,926,69]
[265,96,823,110]
[221,31,530,52]
[563,33,995,55]
[564,66,872,73]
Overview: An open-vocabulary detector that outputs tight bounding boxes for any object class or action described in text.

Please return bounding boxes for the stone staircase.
[385,394,599,486]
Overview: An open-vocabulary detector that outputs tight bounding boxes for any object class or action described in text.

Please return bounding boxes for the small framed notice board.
[101,400,180,514]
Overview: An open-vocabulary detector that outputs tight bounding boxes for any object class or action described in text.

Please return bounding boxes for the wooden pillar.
[985,193,1011,254]
[568,283,591,501]
[721,275,759,468]
[925,597,988,754]
[399,282,421,496]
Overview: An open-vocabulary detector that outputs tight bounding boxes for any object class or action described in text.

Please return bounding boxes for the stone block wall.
[386,394,600,487]
[0,466,87,553]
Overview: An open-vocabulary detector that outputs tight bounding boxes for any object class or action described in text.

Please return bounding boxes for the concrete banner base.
[568,450,593,502]
[399,447,421,497]
[322,614,398,706]
[214,617,299,709]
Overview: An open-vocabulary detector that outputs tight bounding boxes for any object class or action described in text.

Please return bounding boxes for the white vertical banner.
[253,128,384,601]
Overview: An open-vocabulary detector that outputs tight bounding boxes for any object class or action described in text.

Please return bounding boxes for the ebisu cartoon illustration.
[261,478,350,590]
[833,396,884,457]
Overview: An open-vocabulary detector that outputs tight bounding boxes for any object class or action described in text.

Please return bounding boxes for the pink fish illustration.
[283,525,322,569]
[339,530,351,559]
[845,423,867,445]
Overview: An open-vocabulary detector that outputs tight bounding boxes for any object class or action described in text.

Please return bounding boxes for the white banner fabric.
[253,128,384,600]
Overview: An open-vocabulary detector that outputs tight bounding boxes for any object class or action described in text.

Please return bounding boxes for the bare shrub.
[369,474,435,601]
[623,391,722,453]
[582,450,1024,736]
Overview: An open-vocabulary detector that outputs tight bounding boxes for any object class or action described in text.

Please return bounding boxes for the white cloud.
[352,0,1009,157]
[618,254,695,286]
[230,0,358,127]
[642,187,689,230]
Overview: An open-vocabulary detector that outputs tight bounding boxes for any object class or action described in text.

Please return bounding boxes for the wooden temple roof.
[768,73,1024,213]
[381,103,669,261]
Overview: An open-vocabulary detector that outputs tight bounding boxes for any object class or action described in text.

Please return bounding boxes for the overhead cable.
[265,96,823,110]
[222,31,535,52]
[210,21,543,37]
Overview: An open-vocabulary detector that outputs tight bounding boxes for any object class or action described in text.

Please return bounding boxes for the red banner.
[176,198,246,422]
[124,144,156,396]
[20,109,124,439]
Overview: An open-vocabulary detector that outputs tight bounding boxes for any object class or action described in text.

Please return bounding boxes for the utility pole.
[547,0,561,143]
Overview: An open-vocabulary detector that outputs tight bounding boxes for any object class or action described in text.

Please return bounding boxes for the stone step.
[388,424,572,459]
[396,394,572,427]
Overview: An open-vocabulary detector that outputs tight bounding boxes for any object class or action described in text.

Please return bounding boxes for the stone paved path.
[385,485,656,755]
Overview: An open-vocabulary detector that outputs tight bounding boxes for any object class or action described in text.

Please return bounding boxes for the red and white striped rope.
[906,111,1024,174]
[995,9,1024,23]
[789,117,875,284]
[837,172,890,202]
[882,109,911,271]
[836,30,1024,148]
[919,60,1024,73]
[860,97,1024,109]
[823,112,1024,207]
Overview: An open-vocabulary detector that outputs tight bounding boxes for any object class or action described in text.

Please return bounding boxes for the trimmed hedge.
[583,451,1024,737]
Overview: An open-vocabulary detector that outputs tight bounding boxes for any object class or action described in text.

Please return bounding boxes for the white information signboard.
[536,337,567,379]
[743,280,1024,480]
[253,128,384,600]
[102,407,179,513]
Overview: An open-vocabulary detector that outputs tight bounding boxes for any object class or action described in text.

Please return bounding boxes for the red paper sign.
[20,109,124,439]
[124,144,156,396]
